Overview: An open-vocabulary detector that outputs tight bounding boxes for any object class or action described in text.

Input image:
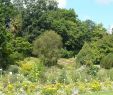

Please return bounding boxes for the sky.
[57,0,113,30]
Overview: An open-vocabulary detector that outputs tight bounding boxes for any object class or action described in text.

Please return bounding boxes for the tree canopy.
[33,31,62,66]
[0,0,112,68]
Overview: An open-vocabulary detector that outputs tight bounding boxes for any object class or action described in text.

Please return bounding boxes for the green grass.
[81,91,113,95]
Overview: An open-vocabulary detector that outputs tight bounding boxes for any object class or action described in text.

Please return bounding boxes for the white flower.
[9,72,12,75]
[72,88,79,95]
[0,69,2,71]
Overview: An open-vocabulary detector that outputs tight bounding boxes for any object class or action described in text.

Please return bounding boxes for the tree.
[101,53,113,69]
[11,0,25,11]
[22,7,80,55]
[0,27,9,68]
[6,36,32,63]
[76,42,99,66]
[33,31,62,66]
[77,34,113,66]
[0,0,17,68]
[0,0,17,26]
[21,0,58,42]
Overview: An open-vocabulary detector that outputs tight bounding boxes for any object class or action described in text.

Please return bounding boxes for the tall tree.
[21,0,58,42]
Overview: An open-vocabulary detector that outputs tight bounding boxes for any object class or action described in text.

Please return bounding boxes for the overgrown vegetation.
[0,0,113,94]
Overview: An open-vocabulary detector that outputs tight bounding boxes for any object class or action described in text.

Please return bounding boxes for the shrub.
[77,82,86,93]
[76,42,97,67]
[19,58,34,76]
[8,65,19,74]
[33,31,62,66]
[74,66,91,82]
[96,68,108,81]
[20,62,33,76]
[42,84,58,95]
[44,66,60,84]
[108,68,113,81]
[90,80,101,91]
[7,37,32,63]
[18,57,45,82]
[87,65,99,76]
[28,62,45,82]
[60,49,74,58]
[58,68,69,84]
[77,35,113,67]
[100,53,113,69]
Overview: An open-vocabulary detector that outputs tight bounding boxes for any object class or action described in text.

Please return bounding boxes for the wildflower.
[72,88,79,95]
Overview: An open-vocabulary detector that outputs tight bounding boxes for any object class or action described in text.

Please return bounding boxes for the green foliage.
[28,61,45,82]
[21,0,58,41]
[101,53,113,69]
[6,37,32,63]
[87,65,99,76]
[58,68,69,84]
[60,49,74,58]
[0,0,109,69]
[90,80,101,91]
[8,65,19,74]
[0,0,16,25]
[42,84,58,95]
[19,59,34,76]
[0,28,10,68]
[15,0,106,56]
[0,0,19,68]
[1,0,113,95]
[76,42,97,66]
[33,31,62,66]
[66,19,107,64]
[18,57,45,82]
[77,34,113,66]
[50,9,80,53]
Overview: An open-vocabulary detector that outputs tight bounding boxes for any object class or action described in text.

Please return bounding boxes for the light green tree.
[33,31,62,66]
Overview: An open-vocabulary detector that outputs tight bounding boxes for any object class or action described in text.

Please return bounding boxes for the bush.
[8,65,19,74]
[42,84,57,95]
[77,35,113,67]
[76,42,97,67]
[18,57,45,82]
[28,62,45,82]
[100,53,113,69]
[18,58,34,76]
[87,65,99,76]
[90,80,101,91]
[108,68,113,81]
[7,37,32,64]
[58,68,69,84]
[44,66,60,84]
[96,69,108,81]
[33,31,62,66]
[60,49,74,58]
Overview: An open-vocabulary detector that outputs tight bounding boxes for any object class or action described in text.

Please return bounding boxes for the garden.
[0,57,113,95]
[1,0,113,95]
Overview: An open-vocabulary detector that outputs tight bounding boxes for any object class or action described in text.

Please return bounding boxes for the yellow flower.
[7,84,14,91]
[90,80,101,91]
[42,84,57,95]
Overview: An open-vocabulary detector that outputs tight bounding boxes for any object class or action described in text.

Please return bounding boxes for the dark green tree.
[101,53,113,69]
[21,0,58,42]
[0,27,9,68]
[77,34,113,66]
[6,36,32,63]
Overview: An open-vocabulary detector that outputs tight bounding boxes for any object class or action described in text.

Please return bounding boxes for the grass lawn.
[81,91,113,95]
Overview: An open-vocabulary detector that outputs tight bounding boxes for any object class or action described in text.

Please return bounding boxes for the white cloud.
[57,0,67,8]
[96,0,113,5]
[108,25,113,34]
